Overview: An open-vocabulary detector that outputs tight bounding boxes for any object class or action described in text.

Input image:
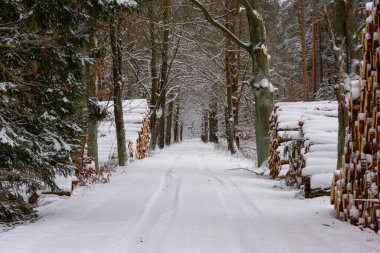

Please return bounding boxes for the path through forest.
[0,141,379,253]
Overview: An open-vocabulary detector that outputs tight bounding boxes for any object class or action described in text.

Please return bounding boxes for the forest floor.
[0,140,379,253]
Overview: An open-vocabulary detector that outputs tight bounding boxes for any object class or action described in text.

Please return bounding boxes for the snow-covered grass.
[0,140,379,253]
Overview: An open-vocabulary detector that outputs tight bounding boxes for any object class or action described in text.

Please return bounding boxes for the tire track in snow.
[205,160,345,253]
[11,165,157,253]
[116,155,181,253]
[197,161,266,252]
[198,159,295,253]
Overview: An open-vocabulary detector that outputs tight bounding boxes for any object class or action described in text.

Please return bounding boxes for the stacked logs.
[269,103,303,179]
[133,117,150,160]
[269,101,338,197]
[299,115,338,198]
[98,99,150,165]
[331,1,380,232]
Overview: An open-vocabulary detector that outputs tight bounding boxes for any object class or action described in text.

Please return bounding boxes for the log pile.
[331,1,380,232]
[269,101,338,197]
[299,115,338,198]
[134,117,150,160]
[98,99,150,165]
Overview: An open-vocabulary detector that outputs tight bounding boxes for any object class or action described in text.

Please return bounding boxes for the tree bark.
[323,5,350,170]
[110,17,127,166]
[165,97,174,145]
[226,44,237,154]
[312,9,317,100]
[157,0,170,149]
[248,4,273,167]
[297,0,308,101]
[86,25,99,171]
[180,124,183,142]
[201,112,209,143]
[225,3,237,154]
[148,1,159,150]
[173,102,180,143]
[209,99,218,143]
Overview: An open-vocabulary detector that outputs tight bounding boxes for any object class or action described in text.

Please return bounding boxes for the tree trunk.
[225,37,237,153]
[297,0,308,101]
[249,10,273,167]
[202,112,209,143]
[86,25,99,171]
[252,87,273,167]
[328,1,354,170]
[334,0,354,72]
[209,100,218,143]
[157,0,170,149]
[173,102,180,143]
[148,1,159,150]
[165,97,174,145]
[312,11,317,100]
[180,124,183,142]
[110,17,126,166]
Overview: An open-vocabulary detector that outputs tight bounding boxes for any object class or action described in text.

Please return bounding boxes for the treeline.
[0,0,138,222]
[0,0,365,222]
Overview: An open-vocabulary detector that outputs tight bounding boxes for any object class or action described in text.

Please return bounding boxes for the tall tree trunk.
[173,102,180,143]
[110,17,126,166]
[165,97,174,145]
[333,0,354,169]
[86,24,99,171]
[297,0,308,101]
[201,112,209,143]
[323,4,351,170]
[226,66,236,153]
[318,23,323,86]
[312,11,317,100]
[148,1,159,150]
[180,124,183,142]
[157,0,170,149]
[209,99,218,143]
[249,9,273,167]
[225,7,237,154]
[334,0,354,72]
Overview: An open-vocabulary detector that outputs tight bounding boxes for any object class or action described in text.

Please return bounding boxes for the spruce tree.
[0,0,89,222]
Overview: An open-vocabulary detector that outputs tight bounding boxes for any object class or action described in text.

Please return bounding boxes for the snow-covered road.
[1,141,379,253]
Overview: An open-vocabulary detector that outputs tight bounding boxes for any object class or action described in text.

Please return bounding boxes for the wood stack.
[331,1,380,232]
[268,101,338,197]
[134,117,150,160]
[98,99,150,165]
[269,103,303,179]
[299,115,338,198]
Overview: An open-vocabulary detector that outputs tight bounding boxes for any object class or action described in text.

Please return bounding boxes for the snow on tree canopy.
[102,0,138,7]
[98,99,150,165]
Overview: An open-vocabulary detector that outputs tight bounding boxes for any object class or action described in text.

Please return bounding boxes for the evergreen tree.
[0,0,90,222]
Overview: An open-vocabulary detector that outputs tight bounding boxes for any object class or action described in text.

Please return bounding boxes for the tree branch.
[189,0,251,51]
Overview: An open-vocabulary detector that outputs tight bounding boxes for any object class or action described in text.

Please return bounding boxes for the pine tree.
[0,0,90,221]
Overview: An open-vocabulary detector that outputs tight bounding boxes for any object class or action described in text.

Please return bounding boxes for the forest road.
[0,140,379,253]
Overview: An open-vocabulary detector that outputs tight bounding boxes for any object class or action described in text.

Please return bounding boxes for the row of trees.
[0,0,365,222]
[0,0,138,221]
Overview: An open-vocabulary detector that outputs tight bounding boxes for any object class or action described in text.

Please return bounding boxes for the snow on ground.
[0,140,379,253]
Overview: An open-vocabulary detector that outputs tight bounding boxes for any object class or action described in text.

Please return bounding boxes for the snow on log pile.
[331,1,380,232]
[98,99,150,166]
[269,101,338,197]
